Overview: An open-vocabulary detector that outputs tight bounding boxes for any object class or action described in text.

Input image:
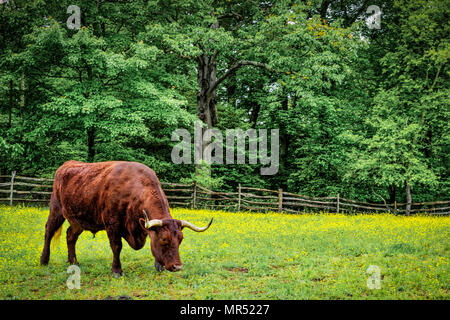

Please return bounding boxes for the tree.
[0,0,447,206]
[344,0,449,212]
[9,15,193,176]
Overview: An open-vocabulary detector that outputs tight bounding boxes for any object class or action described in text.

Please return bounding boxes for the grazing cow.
[40,160,213,277]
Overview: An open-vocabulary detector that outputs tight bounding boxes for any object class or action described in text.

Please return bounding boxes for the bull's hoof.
[155,261,164,272]
[112,268,123,278]
[40,254,49,266]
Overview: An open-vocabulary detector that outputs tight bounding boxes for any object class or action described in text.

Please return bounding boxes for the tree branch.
[429,62,442,91]
[371,186,392,210]
[28,76,64,97]
[207,60,272,95]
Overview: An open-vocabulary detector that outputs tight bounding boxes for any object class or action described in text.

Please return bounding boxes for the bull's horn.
[142,210,163,229]
[181,218,213,232]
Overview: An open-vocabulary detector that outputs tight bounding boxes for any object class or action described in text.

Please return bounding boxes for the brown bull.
[40,160,212,276]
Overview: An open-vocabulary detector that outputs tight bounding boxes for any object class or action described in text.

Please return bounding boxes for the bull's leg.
[40,196,65,265]
[106,227,123,277]
[66,224,83,265]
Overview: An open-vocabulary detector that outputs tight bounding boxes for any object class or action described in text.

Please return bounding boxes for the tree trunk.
[280,93,289,183]
[196,53,219,182]
[87,127,96,162]
[197,14,219,129]
[249,80,265,128]
[197,53,218,129]
[94,0,106,37]
[20,73,25,109]
[8,80,13,128]
[389,183,396,203]
[226,80,236,104]
[250,103,260,129]
[405,181,412,215]
[195,11,271,167]
[424,128,432,159]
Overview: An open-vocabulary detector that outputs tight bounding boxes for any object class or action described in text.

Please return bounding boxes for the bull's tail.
[50,224,63,249]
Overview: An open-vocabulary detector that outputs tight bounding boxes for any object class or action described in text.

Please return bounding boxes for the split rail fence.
[1,172,449,215]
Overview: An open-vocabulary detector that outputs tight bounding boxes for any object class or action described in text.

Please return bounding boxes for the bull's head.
[139,210,213,272]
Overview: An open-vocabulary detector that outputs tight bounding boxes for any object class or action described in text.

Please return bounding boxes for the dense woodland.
[0,0,448,205]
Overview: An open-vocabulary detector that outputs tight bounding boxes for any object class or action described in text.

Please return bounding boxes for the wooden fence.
[0,172,449,215]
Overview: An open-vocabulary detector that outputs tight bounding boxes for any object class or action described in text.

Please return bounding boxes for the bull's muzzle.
[167,264,183,272]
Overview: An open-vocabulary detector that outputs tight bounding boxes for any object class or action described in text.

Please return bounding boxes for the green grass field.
[0,205,448,300]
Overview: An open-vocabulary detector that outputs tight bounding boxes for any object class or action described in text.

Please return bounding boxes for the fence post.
[278,188,283,213]
[336,193,340,213]
[9,171,16,206]
[192,182,197,210]
[237,184,241,212]
[394,201,397,214]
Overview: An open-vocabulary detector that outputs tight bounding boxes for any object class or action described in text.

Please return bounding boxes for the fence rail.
[0,172,449,215]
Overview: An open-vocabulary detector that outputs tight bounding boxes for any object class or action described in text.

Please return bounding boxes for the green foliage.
[0,0,448,203]
[181,161,224,190]
[342,0,449,201]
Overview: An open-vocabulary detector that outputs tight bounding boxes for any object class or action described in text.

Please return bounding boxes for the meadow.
[0,205,448,300]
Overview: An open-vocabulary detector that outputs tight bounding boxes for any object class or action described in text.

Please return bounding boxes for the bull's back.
[52,160,163,231]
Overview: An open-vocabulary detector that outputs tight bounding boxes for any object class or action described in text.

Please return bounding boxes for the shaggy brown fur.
[40,160,186,276]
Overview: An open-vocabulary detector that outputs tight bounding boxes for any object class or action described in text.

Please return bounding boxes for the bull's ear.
[138,218,148,232]
[179,220,187,230]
